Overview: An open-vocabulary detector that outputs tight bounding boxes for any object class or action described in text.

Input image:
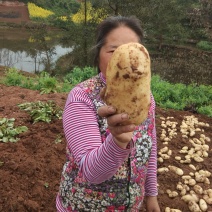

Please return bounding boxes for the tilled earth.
[0,1,30,24]
[0,1,212,211]
[0,83,211,212]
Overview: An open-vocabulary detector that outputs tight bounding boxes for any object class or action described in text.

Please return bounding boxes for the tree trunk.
[158,34,163,50]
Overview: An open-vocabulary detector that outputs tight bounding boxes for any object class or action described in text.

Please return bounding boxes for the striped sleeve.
[144,95,158,196]
[63,87,131,184]
[56,194,67,212]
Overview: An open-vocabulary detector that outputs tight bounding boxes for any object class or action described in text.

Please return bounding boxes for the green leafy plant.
[37,72,60,94]
[2,69,62,94]
[0,118,28,143]
[18,101,63,123]
[196,41,212,51]
[151,75,212,116]
[60,79,74,92]
[64,66,97,85]
[54,134,62,144]
[1,67,211,117]
[2,67,96,94]
[3,68,29,87]
[44,182,49,188]
[197,105,212,117]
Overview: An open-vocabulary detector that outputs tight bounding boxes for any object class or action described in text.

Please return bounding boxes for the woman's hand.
[146,196,160,212]
[97,105,135,148]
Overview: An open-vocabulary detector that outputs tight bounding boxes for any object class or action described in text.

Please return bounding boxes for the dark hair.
[93,16,144,73]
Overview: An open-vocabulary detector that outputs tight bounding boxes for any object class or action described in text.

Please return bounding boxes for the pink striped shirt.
[56,73,158,211]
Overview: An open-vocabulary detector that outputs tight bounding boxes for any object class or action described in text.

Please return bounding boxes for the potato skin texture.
[103,42,151,125]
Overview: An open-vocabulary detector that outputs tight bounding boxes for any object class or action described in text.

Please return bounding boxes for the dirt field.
[0,68,211,211]
[0,1,30,24]
[0,2,212,212]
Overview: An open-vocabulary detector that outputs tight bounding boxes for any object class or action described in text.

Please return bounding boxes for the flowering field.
[27,3,54,19]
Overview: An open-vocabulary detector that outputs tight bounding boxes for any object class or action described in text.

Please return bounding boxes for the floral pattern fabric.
[58,75,154,211]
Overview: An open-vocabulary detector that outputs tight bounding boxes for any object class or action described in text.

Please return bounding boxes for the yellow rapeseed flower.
[72,2,107,24]
[28,2,54,19]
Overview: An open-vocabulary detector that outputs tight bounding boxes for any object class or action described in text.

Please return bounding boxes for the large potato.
[102,42,151,125]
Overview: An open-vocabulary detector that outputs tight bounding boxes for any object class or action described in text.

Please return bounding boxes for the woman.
[56,16,160,212]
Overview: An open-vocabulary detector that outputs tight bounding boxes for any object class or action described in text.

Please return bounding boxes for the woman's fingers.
[98,106,129,126]
[98,105,135,144]
[97,105,116,117]
[100,87,106,100]
[107,113,129,126]
[98,106,135,129]
[108,124,135,134]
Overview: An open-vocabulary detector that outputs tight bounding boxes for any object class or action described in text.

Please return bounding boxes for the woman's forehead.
[103,27,139,47]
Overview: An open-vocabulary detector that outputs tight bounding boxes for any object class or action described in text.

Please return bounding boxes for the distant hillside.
[0,1,30,23]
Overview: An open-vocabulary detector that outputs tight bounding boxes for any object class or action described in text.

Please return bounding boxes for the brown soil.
[0,68,211,212]
[0,1,30,24]
[0,1,211,211]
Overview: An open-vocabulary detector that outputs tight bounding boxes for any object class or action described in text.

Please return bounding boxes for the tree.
[141,0,188,49]
[187,0,212,30]
[68,1,107,66]
[92,0,205,48]
[28,24,56,74]
[72,1,107,24]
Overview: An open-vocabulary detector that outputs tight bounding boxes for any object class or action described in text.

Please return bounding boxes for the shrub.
[197,105,212,117]
[1,68,211,117]
[3,68,27,86]
[64,66,97,85]
[36,72,60,94]
[196,41,212,51]
[151,75,212,116]
[2,69,60,94]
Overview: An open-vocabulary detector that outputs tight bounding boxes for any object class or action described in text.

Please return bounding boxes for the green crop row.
[151,75,212,117]
[0,100,63,143]
[1,67,211,117]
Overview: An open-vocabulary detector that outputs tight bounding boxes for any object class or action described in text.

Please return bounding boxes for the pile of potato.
[157,115,211,212]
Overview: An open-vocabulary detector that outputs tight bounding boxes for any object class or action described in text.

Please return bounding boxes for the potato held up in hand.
[102,42,151,125]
